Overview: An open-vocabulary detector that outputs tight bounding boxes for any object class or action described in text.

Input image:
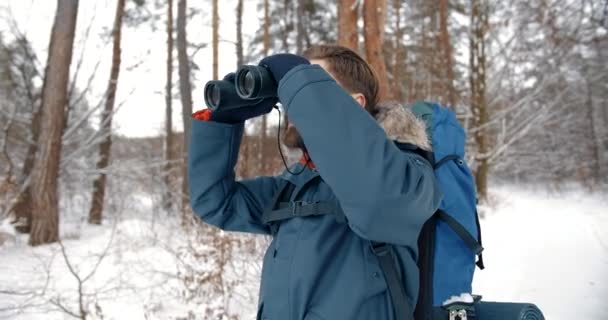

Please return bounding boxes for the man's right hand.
[208,73,277,124]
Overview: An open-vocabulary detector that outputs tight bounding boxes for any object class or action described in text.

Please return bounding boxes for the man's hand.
[259,54,310,84]
[209,73,277,124]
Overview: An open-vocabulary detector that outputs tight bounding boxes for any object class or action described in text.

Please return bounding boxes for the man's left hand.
[259,54,310,85]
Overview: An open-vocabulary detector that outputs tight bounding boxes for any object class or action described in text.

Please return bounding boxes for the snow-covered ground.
[473,185,608,320]
[1,185,607,319]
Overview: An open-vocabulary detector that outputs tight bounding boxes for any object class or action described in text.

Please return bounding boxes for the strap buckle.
[448,309,468,320]
[371,242,391,256]
[291,201,307,215]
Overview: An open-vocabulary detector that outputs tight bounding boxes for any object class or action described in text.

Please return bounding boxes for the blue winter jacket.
[189,64,443,320]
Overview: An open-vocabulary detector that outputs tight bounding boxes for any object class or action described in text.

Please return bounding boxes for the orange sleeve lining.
[192,109,212,121]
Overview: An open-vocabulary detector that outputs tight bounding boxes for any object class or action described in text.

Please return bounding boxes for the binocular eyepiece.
[204,65,277,112]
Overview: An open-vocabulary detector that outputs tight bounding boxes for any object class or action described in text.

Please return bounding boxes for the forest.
[0,0,606,319]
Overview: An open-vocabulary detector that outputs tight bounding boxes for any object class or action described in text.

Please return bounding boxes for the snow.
[442,293,474,306]
[473,185,608,320]
[1,185,607,319]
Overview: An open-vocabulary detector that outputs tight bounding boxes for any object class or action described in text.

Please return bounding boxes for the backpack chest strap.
[262,200,346,224]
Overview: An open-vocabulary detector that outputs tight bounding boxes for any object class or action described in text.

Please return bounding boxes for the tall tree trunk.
[163,0,175,211]
[259,0,270,175]
[30,0,79,245]
[235,0,244,68]
[177,0,193,215]
[280,0,293,52]
[391,0,405,102]
[338,0,358,50]
[363,0,392,101]
[296,0,306,54]
[584,71,600,187]
[470,0,489,202]
[212,0,219,80]
[590,38,607,184]
[438,0,457,108]
[263,0,270,56]
[88,0,125,225]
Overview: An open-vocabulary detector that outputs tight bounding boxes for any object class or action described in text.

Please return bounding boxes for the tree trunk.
[438,0,457,108]
[338,0,358,50]
[470,0,489,202]
[391,0,405,102]
[163,0,175,211]
[590,38,607,184]
[212,0,219,80]
[263,0,270,56]
[259,0,271,175]
[363,0,392,101]
[584,72,600,188]
[296,0,306,54]
[29,0,79,245]
[278,0,291,51]
[88,0,125,225]
[177,0,193,215]
[235,0,244,68]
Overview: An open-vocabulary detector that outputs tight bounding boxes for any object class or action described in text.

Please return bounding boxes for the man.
[189,45,442,320]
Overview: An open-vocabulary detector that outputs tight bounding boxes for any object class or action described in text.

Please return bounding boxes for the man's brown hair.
[303,45,380,116]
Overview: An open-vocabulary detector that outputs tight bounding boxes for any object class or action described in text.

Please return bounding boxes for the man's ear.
[351,93,366,108]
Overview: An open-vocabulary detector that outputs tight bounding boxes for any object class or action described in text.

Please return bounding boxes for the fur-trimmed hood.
[375,101,432,151]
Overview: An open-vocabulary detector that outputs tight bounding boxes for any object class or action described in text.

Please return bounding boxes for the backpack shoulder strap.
[371,242,415,320]
[414,215,437,320]
[474,210,485,269]
[432,154,485,269]
[437,209,485,269]
[436,210,483,255]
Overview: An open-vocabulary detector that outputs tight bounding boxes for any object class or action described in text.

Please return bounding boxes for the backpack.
[408,101,484,320]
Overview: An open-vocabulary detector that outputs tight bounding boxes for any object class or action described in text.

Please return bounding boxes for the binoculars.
[204,65,277,112]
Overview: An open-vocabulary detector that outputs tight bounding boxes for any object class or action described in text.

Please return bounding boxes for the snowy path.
[473,186,608,320]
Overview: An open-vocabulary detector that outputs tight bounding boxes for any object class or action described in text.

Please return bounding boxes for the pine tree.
[30,0,80,245]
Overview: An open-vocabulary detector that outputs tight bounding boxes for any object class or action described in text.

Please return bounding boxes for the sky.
[1,0,271,137]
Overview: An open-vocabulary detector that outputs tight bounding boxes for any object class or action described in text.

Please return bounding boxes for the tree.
[437,0,457,108]
[212,0,219,80]
[469,0,490,202]
[486,0,608,187]
[295,0,306,54]
[363,0,392,101]
[235,0,244,67]
[389,0,405,102]
[30,0,79,245]
[163,0,175,211]
[338,0,358,50]
[247,0,336,61]
[177,0,193,214]
[88,0,126,225]
[259,0,270,175]
[1,36,43,233]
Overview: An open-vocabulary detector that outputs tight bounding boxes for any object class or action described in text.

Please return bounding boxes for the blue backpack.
[408,101,484,320]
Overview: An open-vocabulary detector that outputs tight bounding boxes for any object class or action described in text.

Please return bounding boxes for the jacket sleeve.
[188,118,278,235]
[278,64,443,246]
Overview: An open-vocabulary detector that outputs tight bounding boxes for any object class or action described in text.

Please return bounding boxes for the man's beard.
[282,122,304,149]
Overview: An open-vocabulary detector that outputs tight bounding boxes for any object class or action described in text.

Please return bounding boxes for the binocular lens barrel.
[235,65,277,100]
[204,80,256,112]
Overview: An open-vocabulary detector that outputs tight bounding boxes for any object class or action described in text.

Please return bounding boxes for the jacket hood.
[375,101,432,151]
